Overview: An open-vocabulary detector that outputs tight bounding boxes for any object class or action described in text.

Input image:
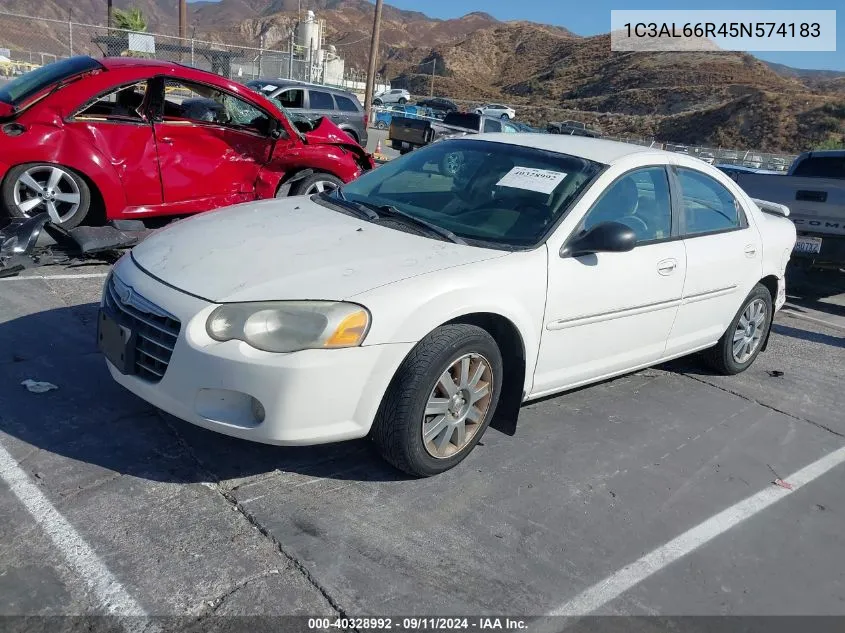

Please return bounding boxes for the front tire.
[370,324,503,477]
[398,97,407,105]
[291,172,343,196]
[703,283,773,375]
[501,113,510,120]
[2,162,91,229]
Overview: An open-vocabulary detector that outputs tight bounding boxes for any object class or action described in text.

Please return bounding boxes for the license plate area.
[793,236,822,255]
[97,309,135,375]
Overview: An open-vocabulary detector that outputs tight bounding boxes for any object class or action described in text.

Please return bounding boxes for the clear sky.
[383,0,844,71]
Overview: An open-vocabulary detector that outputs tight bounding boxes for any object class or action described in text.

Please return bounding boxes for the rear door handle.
[744,244,757,257]
[159,137,173,144]
[657,258,677,275]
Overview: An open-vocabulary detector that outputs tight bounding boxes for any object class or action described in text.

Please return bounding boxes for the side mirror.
[560,221,637,258]
[262,117,284,139]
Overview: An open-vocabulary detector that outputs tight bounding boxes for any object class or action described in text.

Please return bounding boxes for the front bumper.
[104,256,413,446]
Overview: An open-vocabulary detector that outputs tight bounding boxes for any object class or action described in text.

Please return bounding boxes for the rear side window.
[309,90,335,110]
[277,88,304,109]
[791,156,845,179]
[334,95,359,112]
[483,119,502,133]
[676,168,746,236]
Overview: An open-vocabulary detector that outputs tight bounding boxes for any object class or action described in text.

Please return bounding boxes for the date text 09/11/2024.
[307,618,529,630]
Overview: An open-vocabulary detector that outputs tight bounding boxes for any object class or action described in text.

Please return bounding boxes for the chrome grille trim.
[103,273,181,383]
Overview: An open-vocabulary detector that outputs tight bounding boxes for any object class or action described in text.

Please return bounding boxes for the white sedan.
[99,135,797,477]
[475,103,516,119]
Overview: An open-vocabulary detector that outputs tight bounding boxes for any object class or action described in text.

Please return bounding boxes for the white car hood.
[130,197,506,303]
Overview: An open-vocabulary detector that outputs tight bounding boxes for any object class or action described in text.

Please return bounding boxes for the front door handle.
[744,244,757,257]
[657,258,677,275]
[159,137,174,144]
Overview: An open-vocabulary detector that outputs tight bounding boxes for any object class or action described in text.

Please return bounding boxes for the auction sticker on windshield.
[496,166,567,194]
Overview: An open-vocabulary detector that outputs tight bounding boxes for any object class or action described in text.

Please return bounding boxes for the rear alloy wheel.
[370,324,503,477]
[292,173,343,196]
[703,283,772,375]
[2,163,91,229]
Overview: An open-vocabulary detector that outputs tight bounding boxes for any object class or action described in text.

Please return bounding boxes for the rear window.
[334,95,359,112]
[791,156,845,179]
[443,112,480,129]
[0,56,102,106]
[308,90,335,110]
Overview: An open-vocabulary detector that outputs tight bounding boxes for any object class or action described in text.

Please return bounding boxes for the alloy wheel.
[12,165,81,224]
[304,180,339,194]
[732,298,767,363]
[421,353,494,459]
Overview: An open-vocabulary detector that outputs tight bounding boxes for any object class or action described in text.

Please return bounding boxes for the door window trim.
[67,79,153,126]
[567,164,680,248]
[669,165,749,240]
[150,76,278,139]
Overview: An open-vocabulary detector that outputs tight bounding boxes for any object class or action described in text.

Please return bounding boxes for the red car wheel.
[2,163,92,229]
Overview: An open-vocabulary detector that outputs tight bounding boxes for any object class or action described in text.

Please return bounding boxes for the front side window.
[308,90,335,110]
[676,167,745,236]
[335,139,604,249]
[75,81,149,122]
[276,88,305,109]
[581,167,672,242]
[161,80,270,134]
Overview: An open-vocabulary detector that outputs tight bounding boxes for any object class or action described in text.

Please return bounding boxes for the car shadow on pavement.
[770,323,844,349]
[0,304,413,485]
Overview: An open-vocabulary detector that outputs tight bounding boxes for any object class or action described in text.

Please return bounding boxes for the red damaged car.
[0,56,374,228]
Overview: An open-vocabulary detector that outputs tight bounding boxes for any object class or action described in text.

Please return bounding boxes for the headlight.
[206,301,370,353]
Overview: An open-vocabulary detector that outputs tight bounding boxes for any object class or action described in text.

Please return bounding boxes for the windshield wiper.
[317,190,379,220]
[355,201,467,245]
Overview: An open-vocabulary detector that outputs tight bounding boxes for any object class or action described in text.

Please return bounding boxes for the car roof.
[248,78,357,94]
[464,133,667,165]
[99,57,183,70]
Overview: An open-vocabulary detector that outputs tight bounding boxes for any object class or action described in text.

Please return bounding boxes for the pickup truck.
[725,150,845,268]
[547,120,601,137]
[388,111,519,154]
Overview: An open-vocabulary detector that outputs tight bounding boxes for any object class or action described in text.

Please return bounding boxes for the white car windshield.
[333,139,605,249]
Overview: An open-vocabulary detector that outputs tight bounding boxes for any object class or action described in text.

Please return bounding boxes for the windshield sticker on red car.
[496,167,567,194]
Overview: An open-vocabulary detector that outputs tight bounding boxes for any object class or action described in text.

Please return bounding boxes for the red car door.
[151,78,275,206]
[65,79,163,208]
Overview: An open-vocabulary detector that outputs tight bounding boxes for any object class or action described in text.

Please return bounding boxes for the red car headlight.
[2,123,26,137]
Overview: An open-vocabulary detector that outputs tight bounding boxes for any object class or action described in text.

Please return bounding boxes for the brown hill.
[0,0,842,151]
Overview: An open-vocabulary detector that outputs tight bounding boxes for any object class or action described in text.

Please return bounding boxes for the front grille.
[103,274,181,383]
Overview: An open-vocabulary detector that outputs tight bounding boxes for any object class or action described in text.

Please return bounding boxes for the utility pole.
[288,28,294,79]
[430,58,436,97]
[107,0,113,29]
[179,0,187,41]
[364,0,383,122]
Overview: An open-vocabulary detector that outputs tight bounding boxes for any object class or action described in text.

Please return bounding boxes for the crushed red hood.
[303,117,375,169]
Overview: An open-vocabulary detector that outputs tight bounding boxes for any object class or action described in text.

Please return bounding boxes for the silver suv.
[246,79,368,147]
[373,88,410,106]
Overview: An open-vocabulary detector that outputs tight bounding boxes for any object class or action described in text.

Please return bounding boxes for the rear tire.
[370,324,503,477]
[702,283,772,375]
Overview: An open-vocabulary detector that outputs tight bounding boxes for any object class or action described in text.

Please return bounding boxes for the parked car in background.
[0,56,374,228]
[101,135,795,477]
[373,104,436,130]
[547,120,600,137]
[389,111,519,155]
[512,121,543,133]
[373,88,410,106]
[474,103,516,119]
[246,78,368,146]
[415,97,458,113]
[727,150,845,268]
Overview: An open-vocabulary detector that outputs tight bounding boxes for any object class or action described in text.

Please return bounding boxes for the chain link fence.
[0,10,387,93]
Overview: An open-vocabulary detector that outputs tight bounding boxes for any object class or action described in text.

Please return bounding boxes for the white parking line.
[0,440,156,630]
[0,272,110,282]
[549,444,845,616]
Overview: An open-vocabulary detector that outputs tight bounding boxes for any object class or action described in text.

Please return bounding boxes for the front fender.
[256,143,369,199]
[351,249,548,397]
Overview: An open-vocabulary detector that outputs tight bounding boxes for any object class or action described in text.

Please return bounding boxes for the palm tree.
[112,7,147,32]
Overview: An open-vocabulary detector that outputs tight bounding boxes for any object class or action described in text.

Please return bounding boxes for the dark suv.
[246,79,368,147]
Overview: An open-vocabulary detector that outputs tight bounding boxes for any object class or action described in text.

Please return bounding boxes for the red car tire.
[2,162,92,229]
